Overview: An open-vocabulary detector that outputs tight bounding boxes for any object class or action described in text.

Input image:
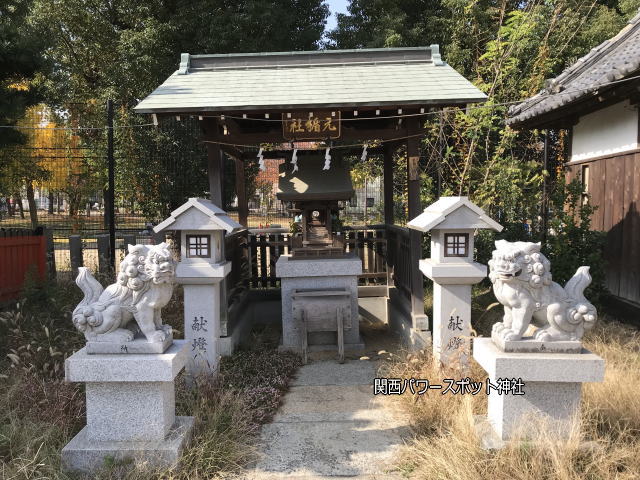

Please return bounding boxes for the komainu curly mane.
[488,240,597,342]
[72,243,176,343]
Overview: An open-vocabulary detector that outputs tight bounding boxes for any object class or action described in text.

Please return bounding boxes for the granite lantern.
[408,196,502,366]
[154,198,241,377]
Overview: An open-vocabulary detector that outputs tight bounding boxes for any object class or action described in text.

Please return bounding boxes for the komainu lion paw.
[160,324,172,334]
[492,322,506,334]
[500,329,521,342]
[148,330,167,343]
[534,328,552,342]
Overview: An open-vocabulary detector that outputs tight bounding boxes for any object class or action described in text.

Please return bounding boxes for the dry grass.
[0,275,301,480]
[0,341,301,480]
[386,305,640,480]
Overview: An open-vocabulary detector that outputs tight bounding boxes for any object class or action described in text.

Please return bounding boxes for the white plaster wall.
[571,100,638,162]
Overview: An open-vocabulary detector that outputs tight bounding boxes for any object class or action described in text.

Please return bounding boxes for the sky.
[325,0,350,32]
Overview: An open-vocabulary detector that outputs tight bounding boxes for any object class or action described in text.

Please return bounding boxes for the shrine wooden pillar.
[383,142,395,295]
[203,119,229,335]
[204,119,224,207]
[383,143,394,226]
[235,157,249,227]
[407,118,429,331]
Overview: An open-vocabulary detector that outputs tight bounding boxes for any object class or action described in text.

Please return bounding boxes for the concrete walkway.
[244,356,411,480]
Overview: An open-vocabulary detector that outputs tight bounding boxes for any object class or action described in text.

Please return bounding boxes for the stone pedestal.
[62,341,194,473]
[177,260,230,377]
[473,338,605,444]
[432,283,472,365]
[420,259,486,366]
[181,281,222,376]
[276,255,363,353]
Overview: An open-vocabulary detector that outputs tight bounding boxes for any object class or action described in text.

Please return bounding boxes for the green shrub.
[474,177,607,306]
[544,178,607,305]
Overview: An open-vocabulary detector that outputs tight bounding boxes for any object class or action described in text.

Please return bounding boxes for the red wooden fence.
[0,231,46,301]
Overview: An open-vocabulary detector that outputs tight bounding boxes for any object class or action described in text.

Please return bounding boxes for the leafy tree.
[0,106,54,227]
[0,0,47,224]
[325,0,451,49]
[28,0,330,223]
[0,0,44,149]
[328,0,638,298]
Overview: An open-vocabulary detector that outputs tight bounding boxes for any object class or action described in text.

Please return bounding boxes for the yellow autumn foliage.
[16,104,84,191]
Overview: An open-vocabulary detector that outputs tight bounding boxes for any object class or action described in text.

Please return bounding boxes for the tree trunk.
[15,194,24,219]
[26,182,38,228]
[48,191,54,214]
[103,187,110,229]
[68,191,80,217]
[6,197,14,216]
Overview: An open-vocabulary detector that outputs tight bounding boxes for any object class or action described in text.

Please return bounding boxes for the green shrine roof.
[277,156,354,202]
[134,47,486,113]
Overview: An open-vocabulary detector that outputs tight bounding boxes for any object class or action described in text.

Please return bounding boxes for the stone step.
[291,359,378,387]
[273,385,402,424]
[251,420,409,478]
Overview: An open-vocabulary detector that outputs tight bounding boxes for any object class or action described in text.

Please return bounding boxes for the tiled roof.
[134,47,486,113]
[508,12,640,127]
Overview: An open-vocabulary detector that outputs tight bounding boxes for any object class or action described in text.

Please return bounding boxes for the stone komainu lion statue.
[72,243,176,343]
[488,240,597,342]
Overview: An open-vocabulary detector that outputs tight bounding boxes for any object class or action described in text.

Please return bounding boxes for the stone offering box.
[292,288,351,363]
[62,341,194,473]
[277,255,363,354]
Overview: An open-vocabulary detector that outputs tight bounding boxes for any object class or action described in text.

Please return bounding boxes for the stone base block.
[86,332,173,355]
[491,331,582,354]
[488,380,582,440]
[473,338,604,442]
[66,340,188,383]
[86,381,175,442]
[473,415,603,451]
[62,416,194,474]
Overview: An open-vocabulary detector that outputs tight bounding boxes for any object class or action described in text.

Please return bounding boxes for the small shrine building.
[135,46,486,349]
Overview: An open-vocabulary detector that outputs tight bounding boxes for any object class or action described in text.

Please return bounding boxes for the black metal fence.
[0,103,385,236]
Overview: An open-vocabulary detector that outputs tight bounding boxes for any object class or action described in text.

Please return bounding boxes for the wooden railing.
[221,224,412,299]
[224,229,249,305]
[237,225,388,289]
[247,228,291,289]
[385,224,412,300]
[343,225,387,286]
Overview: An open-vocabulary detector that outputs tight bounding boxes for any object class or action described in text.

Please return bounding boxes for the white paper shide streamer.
[361,144,368,162]
[323,147,331,170]
[257,147,265,171]
[291,148,298,172]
